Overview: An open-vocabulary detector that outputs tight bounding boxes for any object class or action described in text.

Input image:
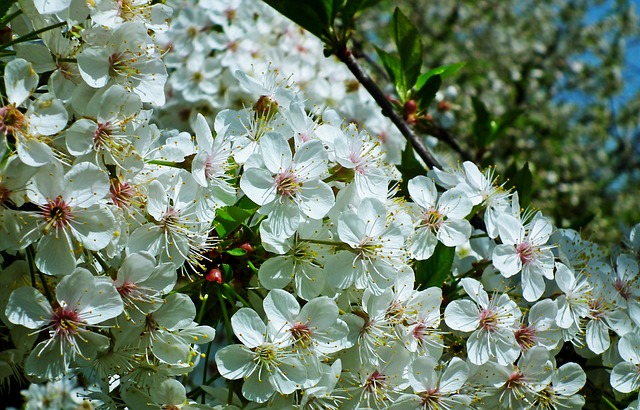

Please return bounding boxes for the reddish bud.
[404,100,418,124]
[240,243,253,253]
[205,268,223,283]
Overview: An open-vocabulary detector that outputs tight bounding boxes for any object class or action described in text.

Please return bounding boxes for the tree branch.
[335,47,442,170]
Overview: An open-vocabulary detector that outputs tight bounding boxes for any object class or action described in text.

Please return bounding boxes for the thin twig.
[419,123,473,162]
[335,47,442,170]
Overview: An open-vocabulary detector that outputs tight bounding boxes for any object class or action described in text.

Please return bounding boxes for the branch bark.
[335,47,442,170]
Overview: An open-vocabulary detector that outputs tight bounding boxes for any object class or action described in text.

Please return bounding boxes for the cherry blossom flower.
[5,269,123,379]
[444,278,521,365]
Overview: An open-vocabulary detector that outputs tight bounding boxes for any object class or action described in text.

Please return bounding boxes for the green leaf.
[392,8,423,95]
[396,145,426,196]
[507,162,533,208]
[415,62,465,90]
[374,45,401,87]
[472,97,493,148]
[415,242,456,288]
[414,74,441,110]
[341,0,366,27]
[226,248,247,256]
[214,205,253,238]
[263,0,333,39]
[491,108,523,141]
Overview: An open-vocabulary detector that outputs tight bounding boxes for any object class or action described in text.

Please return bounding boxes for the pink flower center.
[365,370,387,393]
[290,321,312,347]
[275,170,300,197]
[110,179,135,208]
[505,371,525,390]
[478,308,498,332]
[0,104,26,136]
[516,242,535,265]
[94,122,112,150]
[40,196,73,235]
[52,305,81,337]
[420,388,441,408]
[514,324,537,351]
[412,322,428,341]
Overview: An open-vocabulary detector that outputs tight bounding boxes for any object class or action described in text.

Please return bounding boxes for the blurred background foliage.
[353,0,640,245]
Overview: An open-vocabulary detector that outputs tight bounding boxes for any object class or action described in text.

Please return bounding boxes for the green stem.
[0,9,22,28]
[0,21,67,50]
[26,245,54,303]
[602,395,619,410]
[217,290,234,345]
[195,292,208,324]
[201,340,213,403]
[303,238,352,249]
[146,159,182,168]
[222,283,250,307]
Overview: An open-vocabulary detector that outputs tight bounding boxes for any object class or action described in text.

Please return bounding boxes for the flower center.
[275,170,300,197]
[422,209,444,230]
[365,370,387,393]
[412,322,428,341]
[514,324,537,351]
[290,322,312,348]
[0,105,26,137]
[420,388,441,408]
[516,242,535,265]
[505,370,525,390]
[40,196,73,235]
[52,305,81,337]
[613,278,632,300]
[94,122,112,150]
[110,179,136,208]
[0,183,11,205]
[478,308,498,332]
[254,344,277,364]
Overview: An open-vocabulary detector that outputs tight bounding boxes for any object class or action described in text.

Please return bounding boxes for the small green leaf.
[414,74,441,110]
[226,248,247,256]
[415,62,465,90]
[396,146,426,196]
[341,0,364,25]
[472,97,492,148]
[415,242,456,288]
[263,0,333,39]
[392,8,423,95]
[374,45,401,88]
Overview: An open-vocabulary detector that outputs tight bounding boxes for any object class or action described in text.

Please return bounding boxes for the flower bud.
[205,268,223,283]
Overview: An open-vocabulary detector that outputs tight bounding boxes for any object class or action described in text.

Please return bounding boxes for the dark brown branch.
[335,47,442,170]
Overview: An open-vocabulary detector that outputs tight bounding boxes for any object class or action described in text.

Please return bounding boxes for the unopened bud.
[205,268,223,283]
[404,100,418,124]
[240,243,253,253]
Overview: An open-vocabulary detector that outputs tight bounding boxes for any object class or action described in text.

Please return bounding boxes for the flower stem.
[26,245,54,303]
[602,395,620,410]
[0,21,67,51]
[0,9,22,27]
[217,290,233,346]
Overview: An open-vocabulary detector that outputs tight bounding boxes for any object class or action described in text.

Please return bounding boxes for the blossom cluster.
[0,0,639,409]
